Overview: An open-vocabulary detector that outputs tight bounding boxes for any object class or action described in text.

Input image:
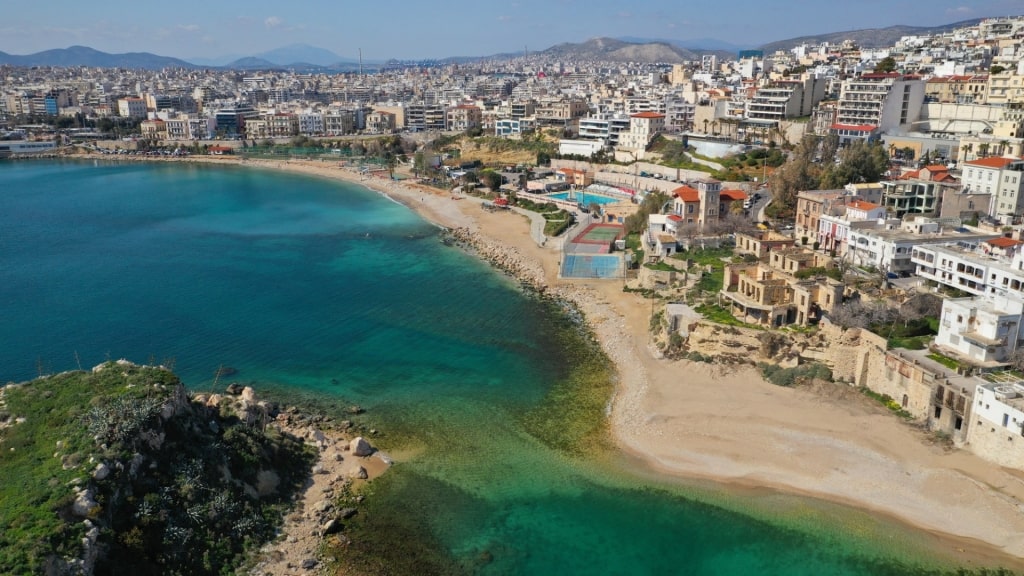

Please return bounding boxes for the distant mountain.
[758,18,986,53]
[617,36,753,54]
[0,45,196,69]
[540,37,697,63]
[225,57,284,70]
[254,44,353,67]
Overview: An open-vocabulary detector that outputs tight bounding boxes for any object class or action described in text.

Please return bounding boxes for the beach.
[86,153,1024,566]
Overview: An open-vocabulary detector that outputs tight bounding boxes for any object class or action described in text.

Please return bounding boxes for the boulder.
[225,383,243,395]
[355,466,368,480]
[301,558,318,570]
[92,463,110,481]
[240,386,256,403]
[349,436,373,457]
[312,499,333,514]
[72,489,99,517]
[321,518,342,535]
[337,507,358,520]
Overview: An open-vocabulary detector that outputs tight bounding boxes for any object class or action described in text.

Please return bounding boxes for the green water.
[0,160,1009,575]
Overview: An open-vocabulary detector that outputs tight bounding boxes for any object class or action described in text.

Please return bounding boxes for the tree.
[819,140,889,189]
[874,57,897,73]
[991,64,1007,75]
[536,151,551,166]
[479,169,503,192]
[624,190,670,234]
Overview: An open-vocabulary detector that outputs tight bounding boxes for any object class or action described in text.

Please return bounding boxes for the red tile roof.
[986,237,1022,248]
[673,186,699,202]
[667,214,682,222]
[831,123,876,132]
[720,189,747,201]
[965,156,1019,169]
[631,112,665,119]
[847,200,880,210]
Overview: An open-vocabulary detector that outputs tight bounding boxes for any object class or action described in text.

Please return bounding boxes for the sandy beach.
[84,153,1024,566]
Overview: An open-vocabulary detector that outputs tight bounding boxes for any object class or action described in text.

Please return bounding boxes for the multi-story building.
[267,113,299,138]
[881,164,959,218]
[670,178,746,232]
[365,110,396,134]
[912,239,1024,299]
[832,73,925,143]
[967,381,1024,468]
[795,189,847,242]
[117,97,147,119]
[848,221,995,275]
[578,115,630,147]
[733,230,797,260]
[720,248,843,327]
[214,103,258,137]
[817,199,888,255]
[934,294,1024,367]
[297,112,324,136]
[445,105,482,132]
[323,109,355,136]
[960,156,1024,223]
[925,75,989,104]
[618,112,665,152]
[745,77,827,126]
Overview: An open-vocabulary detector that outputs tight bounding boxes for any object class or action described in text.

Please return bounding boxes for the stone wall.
[966,417,1024,468]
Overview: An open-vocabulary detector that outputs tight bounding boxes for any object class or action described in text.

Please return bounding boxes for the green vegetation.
[644,261,679,272]
[793,266,843,280]
[928,352,962,371]
[758,362,833,387]
[858,386,915,420]
[542,210,573,236]
[694,303,748,327]
[624,190,670,234]
[0,363,315,575]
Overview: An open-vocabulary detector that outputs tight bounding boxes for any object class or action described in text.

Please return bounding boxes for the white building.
[117,97,147,119]
[297,112,324,136]
[967,382,1024,469]
[934,294,1024,365]
[817,199,888,255]
[832,73,926,142]
[912,238,1024,298]
[960,156,1024,222]
[618,112,665,152]
[558,139,604,158]
[847,223,995,275]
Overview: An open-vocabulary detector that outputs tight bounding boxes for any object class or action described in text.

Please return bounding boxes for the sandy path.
[79,153,1024,566]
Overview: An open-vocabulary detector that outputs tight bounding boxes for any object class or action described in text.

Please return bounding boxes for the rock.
[339,420,353,430]
[72,489,99,517]
[349,436,373,457]
[216,366,238,379]
[240,386,256,403]
[321,518,342,535]
[312,464,328,475]
[206,394,222,408]
[92,463,110,481]
[256,469,280,497]
[308,429,328,448]
[313,499,333,514]
[376,452,393,466]
[333,453,344,462]
[346,405,365,415]
[355,466,368,480]
[337,507,358,520]
[301,558,318,570]
[225,383,243,395]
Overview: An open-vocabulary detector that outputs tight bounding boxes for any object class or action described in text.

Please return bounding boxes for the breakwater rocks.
[442,227,548,292]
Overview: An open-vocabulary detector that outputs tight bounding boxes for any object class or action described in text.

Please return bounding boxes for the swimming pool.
[547,191,623,205]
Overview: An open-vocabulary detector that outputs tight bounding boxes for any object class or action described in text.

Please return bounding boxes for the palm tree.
[702,119,709,134]
[960,143,973,163]
[999,140,1010,156]
[978,143,990,158]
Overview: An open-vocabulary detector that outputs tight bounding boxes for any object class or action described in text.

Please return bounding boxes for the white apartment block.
[960,156,1024,222]
[912,239,1024,299]
[935,294,1024,366]
[833,73,925,140]
[297,112,324,136]
[847,223,995,275]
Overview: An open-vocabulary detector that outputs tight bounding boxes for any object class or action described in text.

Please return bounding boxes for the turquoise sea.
[0,160,1009,574]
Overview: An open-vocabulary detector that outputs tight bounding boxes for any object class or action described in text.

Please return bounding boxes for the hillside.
[0,361,322,575]
[758,18,986,52]
[540,37,697,63]
[0,45,197,69]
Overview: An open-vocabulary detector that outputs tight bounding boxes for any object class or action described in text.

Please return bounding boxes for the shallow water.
[0,159,1003,574]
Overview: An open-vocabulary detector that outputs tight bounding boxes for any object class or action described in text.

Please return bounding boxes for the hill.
[0,361,319,574]
[758,18,986,52]
[0,45,197,69]
[254,43,354,67]
[540,37,698,63]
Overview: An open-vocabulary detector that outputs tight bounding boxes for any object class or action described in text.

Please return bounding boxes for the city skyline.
[2,0,1021,62]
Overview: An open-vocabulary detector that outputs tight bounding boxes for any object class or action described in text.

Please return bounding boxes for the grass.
[694,303,749,327]
[928,352,961,370]
[858,386,915,420]
[645,261,678,272]
[759,362,833,387]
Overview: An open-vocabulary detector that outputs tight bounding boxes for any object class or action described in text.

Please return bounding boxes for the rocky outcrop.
[349,436,373,457]
[443,227,547,291]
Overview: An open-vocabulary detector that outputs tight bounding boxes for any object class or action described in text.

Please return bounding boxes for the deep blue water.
[0,159,997,575]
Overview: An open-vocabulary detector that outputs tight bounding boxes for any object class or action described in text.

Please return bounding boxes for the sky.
[1,0,1021,61]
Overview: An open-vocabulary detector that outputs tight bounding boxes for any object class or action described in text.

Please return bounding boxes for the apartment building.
[323,110,355,135]
[967,381,1024,468]
[848,221,995,275]
[618,112,665,152]
[745,77,826,125]
[445,105,482,132]
[365,110,396,134]
[832,73,925,143]
[817,199,888,255]
[578,115,630,147]
[795,189,847,242]
[117,97,147,119]
[924,75,989,104]
[934,293,1024,367]
[881,164,959,218]
[960,156,1024,222]
[733,230,797,260]
[912,239,1024,299]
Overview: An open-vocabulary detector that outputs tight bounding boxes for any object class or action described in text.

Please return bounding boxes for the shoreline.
[64,153,1024,567]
